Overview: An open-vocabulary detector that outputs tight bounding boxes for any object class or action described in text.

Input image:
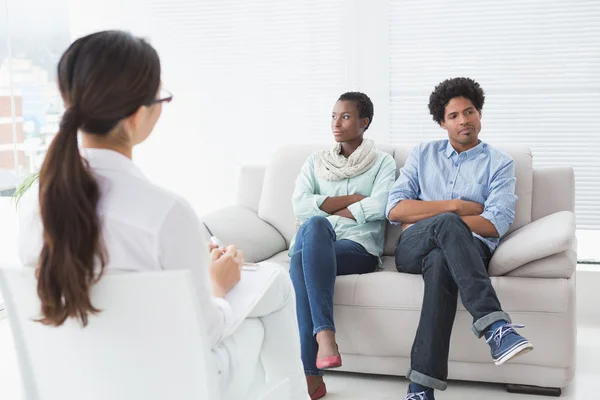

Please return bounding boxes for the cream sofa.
[202,144,577,396]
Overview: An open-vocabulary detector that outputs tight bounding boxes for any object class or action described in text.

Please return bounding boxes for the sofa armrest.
[488,211,576,276]
[201,206,287,263]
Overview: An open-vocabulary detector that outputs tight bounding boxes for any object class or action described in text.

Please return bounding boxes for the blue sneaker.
[486,323,534,366]
[403,383,435,400]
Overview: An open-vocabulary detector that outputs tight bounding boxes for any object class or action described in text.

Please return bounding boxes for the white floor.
[0,320,598,400]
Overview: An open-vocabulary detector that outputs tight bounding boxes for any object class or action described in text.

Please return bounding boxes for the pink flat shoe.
[310,381,327,400]
[316,354,342,370]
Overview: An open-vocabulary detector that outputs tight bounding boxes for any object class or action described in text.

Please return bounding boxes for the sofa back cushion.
[258,143,532,252]
[383,144,533,255]
[258,144,395,247]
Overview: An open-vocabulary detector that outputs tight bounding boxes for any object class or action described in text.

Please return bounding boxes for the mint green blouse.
[289,150,397,260]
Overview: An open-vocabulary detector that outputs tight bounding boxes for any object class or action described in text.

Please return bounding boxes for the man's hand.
[453,199,484,216]
[461,215,499,237]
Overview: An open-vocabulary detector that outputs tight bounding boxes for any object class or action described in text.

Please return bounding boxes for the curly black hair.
[428,77,485,125]
[338,91,374,131]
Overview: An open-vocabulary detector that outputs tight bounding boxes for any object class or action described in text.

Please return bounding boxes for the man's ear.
[441,120,447,130]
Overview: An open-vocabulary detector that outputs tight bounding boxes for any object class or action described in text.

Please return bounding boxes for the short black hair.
[428,77,485,125]
[338,91,374,131]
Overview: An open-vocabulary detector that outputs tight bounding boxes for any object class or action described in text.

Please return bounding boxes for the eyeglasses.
[148,88,173,105]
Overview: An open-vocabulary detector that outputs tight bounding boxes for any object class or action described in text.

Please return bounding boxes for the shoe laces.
[404,392,427,400]
[485,323,525,346]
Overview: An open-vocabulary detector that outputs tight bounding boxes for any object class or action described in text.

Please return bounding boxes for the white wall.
[69,0,359,214]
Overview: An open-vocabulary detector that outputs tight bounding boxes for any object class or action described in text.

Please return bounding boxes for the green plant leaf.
[12,172,39,209]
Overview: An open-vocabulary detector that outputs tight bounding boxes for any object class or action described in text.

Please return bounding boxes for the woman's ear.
[121,105,145,137]
[362,118,370,129]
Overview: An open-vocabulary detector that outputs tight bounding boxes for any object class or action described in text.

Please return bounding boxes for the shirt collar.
[81,148,148,181]
[443,139,486,159]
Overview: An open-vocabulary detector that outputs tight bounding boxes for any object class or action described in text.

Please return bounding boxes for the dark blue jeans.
[290,216,378,376]
[395,212,511,391]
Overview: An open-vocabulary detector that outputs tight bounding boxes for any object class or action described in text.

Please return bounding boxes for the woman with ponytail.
[17,30,306,399]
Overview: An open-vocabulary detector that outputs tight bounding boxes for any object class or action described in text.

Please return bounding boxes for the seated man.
[386,77,533,400]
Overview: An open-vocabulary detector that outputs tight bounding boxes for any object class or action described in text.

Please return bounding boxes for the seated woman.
[290,92,396,399]
[17,30,306,400]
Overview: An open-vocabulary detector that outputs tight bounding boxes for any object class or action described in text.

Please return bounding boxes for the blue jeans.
[290,216,378,376]
[395,212,511,391]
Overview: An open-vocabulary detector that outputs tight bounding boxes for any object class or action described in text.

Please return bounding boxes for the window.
[0,0,71,269]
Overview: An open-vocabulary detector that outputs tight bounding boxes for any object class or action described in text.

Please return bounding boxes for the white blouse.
[18,148,233,348]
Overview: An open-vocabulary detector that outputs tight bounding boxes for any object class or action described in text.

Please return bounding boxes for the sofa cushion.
[383,223,403,256]
[489,211,576,276]
[201,206,287,263]
[505,243,577,279]
[265,250,291,267]
[258,144,395,247]
[532,167,575,220]
[265,252,569,316]
[368,260,568,314]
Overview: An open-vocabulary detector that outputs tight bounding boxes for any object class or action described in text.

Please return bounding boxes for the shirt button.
[450,181,453,184]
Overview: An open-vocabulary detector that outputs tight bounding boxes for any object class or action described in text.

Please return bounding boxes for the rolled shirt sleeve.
[292,155,329,220]
[480,157,517,238]
[348,154,397,224]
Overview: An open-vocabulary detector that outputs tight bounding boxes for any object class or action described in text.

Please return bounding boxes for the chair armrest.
[488,211,576,276]
[201,206,287,263]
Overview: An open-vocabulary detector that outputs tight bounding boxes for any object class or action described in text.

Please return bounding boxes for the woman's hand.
[333,208,356,220]
[209,244,243,298]
[352,194,366,203]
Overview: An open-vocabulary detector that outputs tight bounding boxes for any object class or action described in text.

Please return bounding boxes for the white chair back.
[0,267,221,400]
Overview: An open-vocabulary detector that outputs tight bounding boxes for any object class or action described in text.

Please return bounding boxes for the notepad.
[223,263,280,335]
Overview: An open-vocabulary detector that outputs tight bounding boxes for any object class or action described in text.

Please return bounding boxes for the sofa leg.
[506,384,562,397]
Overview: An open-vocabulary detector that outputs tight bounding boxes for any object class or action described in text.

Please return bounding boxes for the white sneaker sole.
[494,341,534,366]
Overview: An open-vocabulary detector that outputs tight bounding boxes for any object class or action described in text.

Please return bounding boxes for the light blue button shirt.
[290,151,397,259]
[385,140,517,252]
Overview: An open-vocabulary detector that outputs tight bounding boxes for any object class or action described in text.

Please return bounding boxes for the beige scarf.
[314,139,377,181]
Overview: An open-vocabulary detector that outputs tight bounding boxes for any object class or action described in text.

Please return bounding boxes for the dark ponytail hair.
[37,30,161,326]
